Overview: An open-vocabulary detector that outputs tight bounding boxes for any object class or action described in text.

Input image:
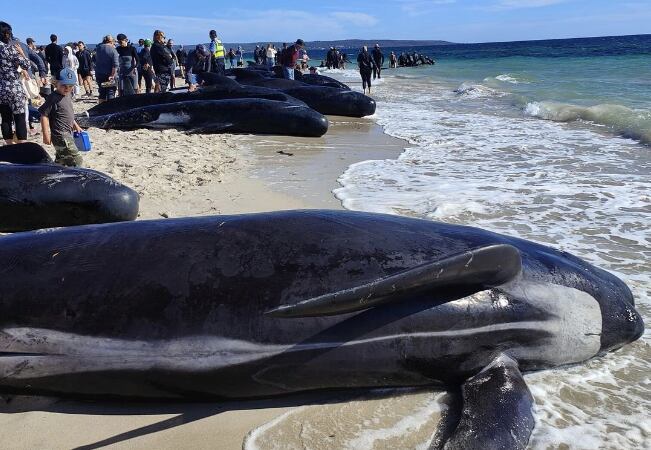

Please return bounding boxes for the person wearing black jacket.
[76,41,93,96]
[150,30,174,92]
[371,43,384,79]
[356,46,376,95]
[185,44,211,92]
[45,34,63,88]
[175,45,187,78]
[138,39,155,93]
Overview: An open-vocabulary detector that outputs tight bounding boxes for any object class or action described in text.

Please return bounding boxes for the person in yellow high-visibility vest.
[208,30,226,76]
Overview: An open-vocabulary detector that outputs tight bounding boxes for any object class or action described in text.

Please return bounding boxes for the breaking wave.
[524,101,651,145]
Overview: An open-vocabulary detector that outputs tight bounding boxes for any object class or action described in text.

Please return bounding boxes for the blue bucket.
[73,131,92,152]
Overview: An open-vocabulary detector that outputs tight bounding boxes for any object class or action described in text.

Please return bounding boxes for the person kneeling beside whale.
[38,68,84,167]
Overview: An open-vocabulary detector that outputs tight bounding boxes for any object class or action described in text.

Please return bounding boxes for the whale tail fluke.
[434,354,535,450]
[266,244,522,318]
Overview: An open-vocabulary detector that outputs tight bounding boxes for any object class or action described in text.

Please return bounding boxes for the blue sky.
[4,1,650,45]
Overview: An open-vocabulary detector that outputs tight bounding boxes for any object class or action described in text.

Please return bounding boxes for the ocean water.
[252,36,650,449]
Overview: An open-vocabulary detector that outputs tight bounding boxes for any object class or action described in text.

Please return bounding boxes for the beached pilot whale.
[77,98,329,137]
[84,79,306,117]
[204,71,376,117]
[0,143,139,232]
[0,210,643,449]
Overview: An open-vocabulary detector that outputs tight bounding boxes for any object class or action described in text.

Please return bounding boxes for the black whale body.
[0,211,642,448]
[0,143,139,232]
[85,82,304,117]
[78,98,329,137]
[203,72,376,117]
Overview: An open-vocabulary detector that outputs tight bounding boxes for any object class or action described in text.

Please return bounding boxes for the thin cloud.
[122,10,378,43]
[330,12,378,27]
[493,0,570,10]
[397,1,457,17]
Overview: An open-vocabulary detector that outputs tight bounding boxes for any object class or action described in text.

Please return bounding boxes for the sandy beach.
[0,92,414,450]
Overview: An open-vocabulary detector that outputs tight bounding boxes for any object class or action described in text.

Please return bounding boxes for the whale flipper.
[266,244,521,318]
[440,354,535,450]
[0,143,53,164]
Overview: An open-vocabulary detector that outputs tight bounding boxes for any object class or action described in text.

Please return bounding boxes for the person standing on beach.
[389,51,397,68]
[38,68,83,167]
[45,34,63,89]
[116,34,138,96]
[266,44,276,68]
[281,39,304,80]
[94,35,119,103]
[236,46,244,67]
[175,45,187,79]
[357,46,376,95]
[138,39,155,94]
[208,30,226,75]
[151,30,174,92]
[76,42,93,96]
[166,39,178,89]
[227,48,235,68]
[372,44,384,79]
[0,21,30,145]
[62,46,80,98]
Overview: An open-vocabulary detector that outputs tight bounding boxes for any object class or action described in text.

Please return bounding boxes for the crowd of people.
[0,18,430,169]
[0,20,310,163]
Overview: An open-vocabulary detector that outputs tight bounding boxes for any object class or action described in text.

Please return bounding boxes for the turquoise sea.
[319,35,649,449]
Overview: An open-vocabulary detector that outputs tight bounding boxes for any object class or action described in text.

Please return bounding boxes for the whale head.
[592,272,644,353]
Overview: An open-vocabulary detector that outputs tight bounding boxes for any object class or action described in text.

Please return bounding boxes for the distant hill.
[84,39,453,52]
[222,39,453,51]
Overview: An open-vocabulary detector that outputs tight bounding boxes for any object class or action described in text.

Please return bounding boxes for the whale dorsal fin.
[0,143,53,164]
[265,244,521,318]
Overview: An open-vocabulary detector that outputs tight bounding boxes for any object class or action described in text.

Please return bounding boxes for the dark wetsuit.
[357,50,376,92]
[371,48,384,79]
[138,47,154,93]
[116,45,138,95]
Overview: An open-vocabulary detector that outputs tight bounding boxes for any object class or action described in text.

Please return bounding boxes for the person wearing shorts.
[38,68,83,167]
[151,30,173,93]
[76,41,93,96]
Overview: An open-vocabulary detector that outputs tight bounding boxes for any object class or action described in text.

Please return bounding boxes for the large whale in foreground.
[0,143,139,232]
[0,210,642,449]
[77,98,329,137]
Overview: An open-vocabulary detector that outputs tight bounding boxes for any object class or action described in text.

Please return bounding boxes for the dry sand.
[0,95,424,449]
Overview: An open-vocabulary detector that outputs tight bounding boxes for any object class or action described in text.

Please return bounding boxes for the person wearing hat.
[38,68,84,167]
[138,39,154,93]
[116,33,138,96]
[281,39,304,80]
[184,44,211,92]
[208,30,226,76]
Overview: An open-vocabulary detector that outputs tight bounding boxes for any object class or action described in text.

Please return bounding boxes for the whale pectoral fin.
[265,244,521,318]
[187,123,234,134]
[438,354,535,450]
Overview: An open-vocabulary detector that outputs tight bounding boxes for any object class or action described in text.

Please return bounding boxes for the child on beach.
[38,68,84,167]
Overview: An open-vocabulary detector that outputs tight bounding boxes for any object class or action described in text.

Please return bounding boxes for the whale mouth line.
[0,352,55,357]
